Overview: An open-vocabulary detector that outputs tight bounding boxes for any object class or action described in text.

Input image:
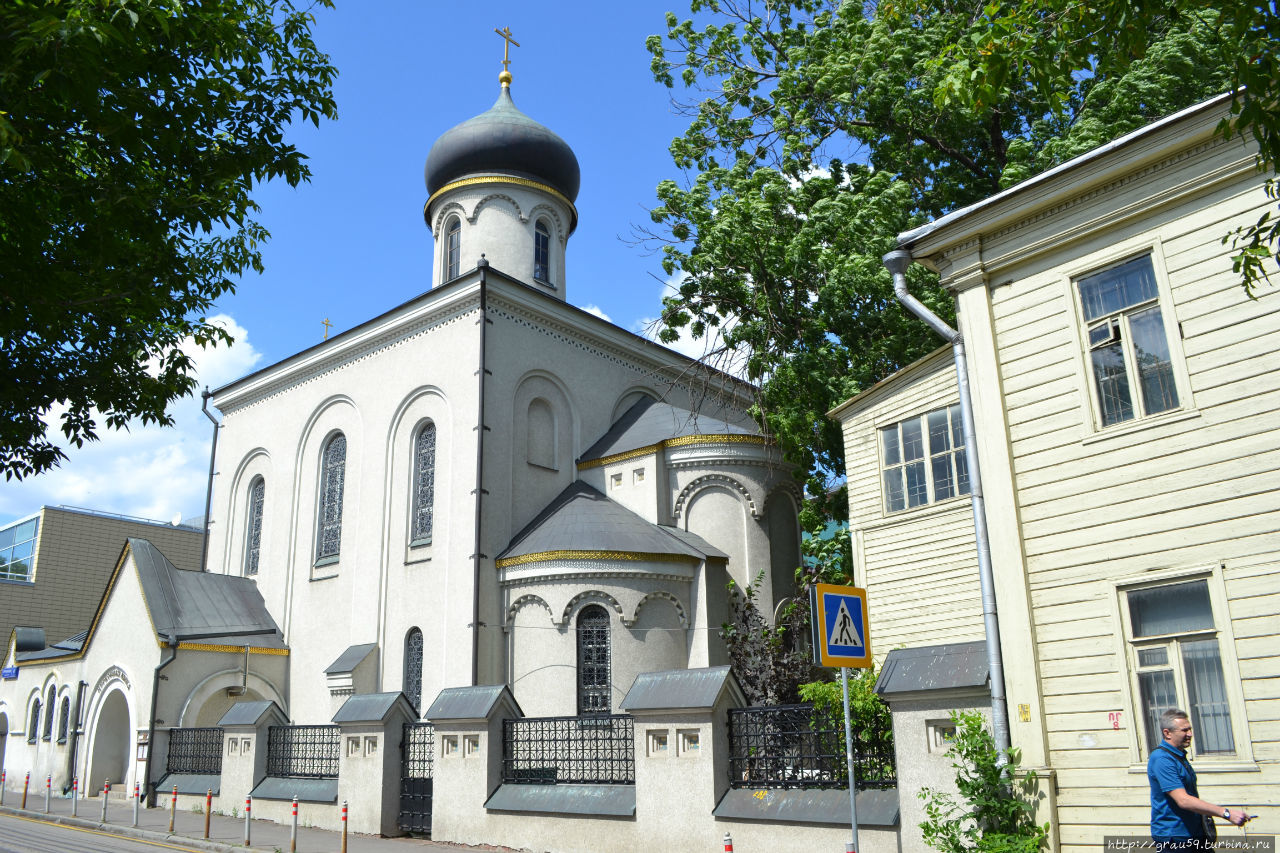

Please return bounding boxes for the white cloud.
[0,314,263,527]
[576,303,612,323]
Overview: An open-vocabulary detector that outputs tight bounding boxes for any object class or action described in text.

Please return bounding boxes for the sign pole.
[841,666,859,853]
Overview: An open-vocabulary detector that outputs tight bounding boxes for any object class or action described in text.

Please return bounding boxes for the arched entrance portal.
[89,689,130,793]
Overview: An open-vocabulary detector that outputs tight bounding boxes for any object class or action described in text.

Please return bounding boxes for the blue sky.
[0,2,707,527]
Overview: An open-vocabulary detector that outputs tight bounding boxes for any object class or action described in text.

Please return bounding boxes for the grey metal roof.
[620,666,740,712]
[324,643,376,674]
[130,538,285,645]
[874,641,989,696]
[218,700,284,727]
[156,773,220,797]
[580,397,759,463]
[251,777,338,804]
[714,787,898,827]
[332,691,413,724]
[484,783,636,817]
[498,481,720,563]
[425,685,521,721]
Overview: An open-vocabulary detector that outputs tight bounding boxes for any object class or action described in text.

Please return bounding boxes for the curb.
[0,803,277,852]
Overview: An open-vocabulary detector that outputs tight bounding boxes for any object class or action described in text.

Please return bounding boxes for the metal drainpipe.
[65,680,86,793]
[200,389,220,573]
[144,634,179,806]
[883,249,1011,760]
[471,257,492,686]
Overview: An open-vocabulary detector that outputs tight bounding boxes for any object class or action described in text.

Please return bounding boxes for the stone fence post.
[332,691,416,836]
[217,700,286,812]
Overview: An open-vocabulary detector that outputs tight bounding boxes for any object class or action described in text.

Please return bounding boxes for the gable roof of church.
[578,397,761,465]
[496,481,728,565]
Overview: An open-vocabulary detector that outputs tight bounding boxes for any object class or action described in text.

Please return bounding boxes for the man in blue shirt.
[1148,708,1247,850]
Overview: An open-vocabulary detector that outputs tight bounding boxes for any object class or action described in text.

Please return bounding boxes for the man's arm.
[1165,788,1249,826]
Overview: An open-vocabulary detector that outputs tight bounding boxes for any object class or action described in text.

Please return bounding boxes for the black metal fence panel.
[266,725,340,779]
[727,703,896,790]
[399,722,434,834]
[503,715,634,785]
[165,728,224,775]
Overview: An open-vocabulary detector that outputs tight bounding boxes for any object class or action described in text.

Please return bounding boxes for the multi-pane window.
[1126,580,1235,756]
[0,516,39,582]
[445,217,461,281]
[244,477,265,576]
[28,700,39,743]
[411,424,436,544]
[315,434,347,561]
[1077,254,1180,427]
[576,605,612,716]
[42,686,55,741]
[534,220,550,282]
[881,404,969,513]
[404,627,423,714]
[57,696,70,744]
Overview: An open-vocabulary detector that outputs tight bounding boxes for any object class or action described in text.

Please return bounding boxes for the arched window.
[411,424,435,544]
[527,398,555,469]
[57,696,70,743]
[42,685,55,741]
[316,434,346,561]
[244,476,265,576]
[404,627,423,713]
[445,217,461,281]
[28,699,39,743]
[534,220,550,283]
[576,605,611,716]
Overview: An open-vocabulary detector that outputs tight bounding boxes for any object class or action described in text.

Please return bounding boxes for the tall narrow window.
[244,477,265,576]
[1077,254,1180,427]
[57,696,70,743]
[316,434,346,562]
[534,220,550,283]
[411,424,436,544]
[28,699,39,743]
[404,627,423,713]
[576,605,611,715]
[445,217,461,281]
[42,686,55,741]
[881,404,969,513]
[1126,580,1235,755]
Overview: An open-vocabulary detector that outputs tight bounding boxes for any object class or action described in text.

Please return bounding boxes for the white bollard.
[132,781,139,826]
[244,794,252,846]
[44,774,50,813]
[100,779,109,822]
[724,831,734,852]
[290,795,298,853]
[71,778,77,817]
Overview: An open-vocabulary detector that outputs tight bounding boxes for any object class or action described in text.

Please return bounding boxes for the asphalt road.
[0,812,205,853]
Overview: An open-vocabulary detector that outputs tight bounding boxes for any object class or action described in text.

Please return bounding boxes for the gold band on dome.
[425,175,578,222]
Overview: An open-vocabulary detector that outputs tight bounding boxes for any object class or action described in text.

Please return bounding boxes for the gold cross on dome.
[494,26,520,73]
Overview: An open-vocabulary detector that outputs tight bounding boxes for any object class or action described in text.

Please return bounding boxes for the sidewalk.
[0,789,520,853]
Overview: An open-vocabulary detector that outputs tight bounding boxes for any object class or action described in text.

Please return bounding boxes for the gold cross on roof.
[322,318,332,340]
[494,26,520,73]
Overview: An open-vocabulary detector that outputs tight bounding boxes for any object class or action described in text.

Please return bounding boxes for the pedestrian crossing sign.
[809,583,871,668]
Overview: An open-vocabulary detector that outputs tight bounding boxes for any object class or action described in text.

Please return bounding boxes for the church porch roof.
[578,397,761,467]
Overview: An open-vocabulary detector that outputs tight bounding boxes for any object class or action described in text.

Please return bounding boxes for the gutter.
[64,680,86,794]
[471,257,492,686]
[144,633,179,806]
[883,249,1011,760]
[199,389,220,573]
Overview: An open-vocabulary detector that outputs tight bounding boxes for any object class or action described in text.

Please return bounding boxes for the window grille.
[727,704,896,790]
[28,700,39,743]
[576,605,611,715]
[404,627,423,713]
[503,714,634,785]
[244,477,265,575]
[315,434,346,561]
[57,697,70,743]
[534,221,550,282]
[42,686,55,741]
[266,725,340,779]
[411,425,435,543]
[398,722,434,833]
[445,218,461,281]
[166,728,224,775]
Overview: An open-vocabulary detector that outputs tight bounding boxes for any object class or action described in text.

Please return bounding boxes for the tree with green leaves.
[645,1,1236,519]
[0,0,338,480]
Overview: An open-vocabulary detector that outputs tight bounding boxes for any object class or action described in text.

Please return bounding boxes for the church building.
[2,61,800,798]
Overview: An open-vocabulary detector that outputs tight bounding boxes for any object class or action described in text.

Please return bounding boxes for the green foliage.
[0,0,338,479]
[802,521,852,586]
[908,0,1279,293]
[799,670,893,785]
[721,571,816,705]
[647,1,1238,513]
[919,711,1048,853]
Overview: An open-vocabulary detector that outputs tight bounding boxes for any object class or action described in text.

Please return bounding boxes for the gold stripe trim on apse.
[496,550,697,569]
[425,175,577,220]
[173,642,290,656]
[577,433,768,470]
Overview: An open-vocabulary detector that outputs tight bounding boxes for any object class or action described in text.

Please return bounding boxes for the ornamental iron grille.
[445,218,461,281]
[42,686,55,740]
[411,425,435,543]
[727,704,896,790]
[576,605,611,716]
[266,725,340,779]
[398,722,434,834]
[502,714,634,785]
[166,728,225,775]
[28,700,39,743]
[315,434,346,560]
[57,697,70,743]
[244,477,265,575]
[534,220,550,282]
[404,627,423,712]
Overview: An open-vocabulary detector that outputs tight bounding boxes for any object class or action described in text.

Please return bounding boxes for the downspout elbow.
[884,250,959,344]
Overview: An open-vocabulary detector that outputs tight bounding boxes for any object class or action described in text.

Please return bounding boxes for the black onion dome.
[425,85,580,203]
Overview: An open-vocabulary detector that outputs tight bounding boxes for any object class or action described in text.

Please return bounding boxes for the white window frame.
[877,402,970,515]
[1109,566,1254,772]
[1063,238,1194,437]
